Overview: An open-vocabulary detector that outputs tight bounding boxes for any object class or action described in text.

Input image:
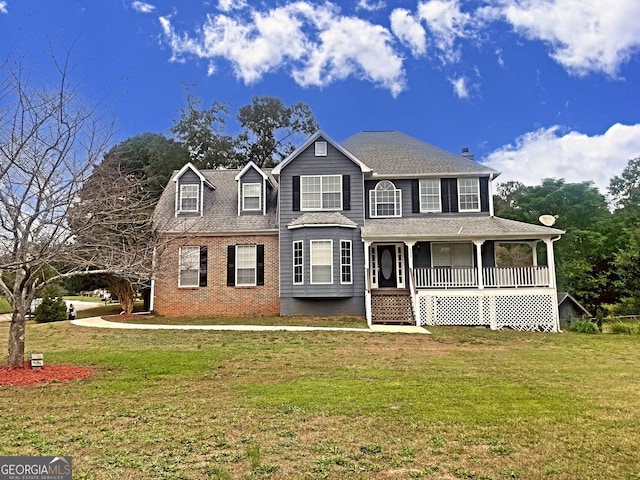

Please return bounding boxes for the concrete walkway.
[71,317,430,334]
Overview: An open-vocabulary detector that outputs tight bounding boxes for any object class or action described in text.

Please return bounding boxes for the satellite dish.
[539,215,557,226]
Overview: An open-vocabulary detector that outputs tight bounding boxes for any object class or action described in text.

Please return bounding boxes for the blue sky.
[2,0,639,194]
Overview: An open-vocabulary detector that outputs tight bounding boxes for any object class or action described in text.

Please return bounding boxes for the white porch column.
[545,236,561,331]
[406,241,416,274]
[405,241,418,325]
[530,241,539,267]
[544,238,558,289]
[473,240,485,289]
[364,240,372,325]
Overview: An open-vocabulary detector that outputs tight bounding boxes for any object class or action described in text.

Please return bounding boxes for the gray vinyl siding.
[278,137,366,307]
[287,227,364,298]
[177,170,204,216]
[280,297,365,316]
[365,177,491,219]
[238,168,264,215]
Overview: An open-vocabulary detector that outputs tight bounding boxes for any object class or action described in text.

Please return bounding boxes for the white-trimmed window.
[370,180,402,217]
[236,245,257,286]
[420,179,441,213]
[432,242,473,268]
[310,240,333,284]
[179,246,200,287]
[179,184,199,212]
[242,183,261,211]
[458,178,480,212]
[293,241,303,285]
[340,240,352,284]
[315,141,327,156]
[301,175,342,211]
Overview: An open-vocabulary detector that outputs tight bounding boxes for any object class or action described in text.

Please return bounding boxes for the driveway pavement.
[0,300,99,323]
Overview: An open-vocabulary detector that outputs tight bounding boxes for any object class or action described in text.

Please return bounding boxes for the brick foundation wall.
[153,234,280,317]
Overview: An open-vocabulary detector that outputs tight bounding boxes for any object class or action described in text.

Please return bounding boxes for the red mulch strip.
[0,361,94,387]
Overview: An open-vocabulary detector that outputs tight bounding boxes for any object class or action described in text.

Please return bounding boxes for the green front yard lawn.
[1,320,639,479]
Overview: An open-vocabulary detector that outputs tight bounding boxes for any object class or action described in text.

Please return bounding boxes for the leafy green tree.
[236,96,319,167]
[613,226,640,313]
[608,158,640,314]
[609,157,640,211]
[171,94,319,169]
[101,133,190,201]
[494,178,615,311]
[170,94,237,169]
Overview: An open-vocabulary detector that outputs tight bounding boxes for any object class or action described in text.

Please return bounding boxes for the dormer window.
[242,183,261,211]
[370,180,402,217]
[315,141,327,156]
[179,184,199,212]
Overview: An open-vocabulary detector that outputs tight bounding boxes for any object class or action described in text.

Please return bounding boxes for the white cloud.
[217,0,247,12]
[450,76,469,98]
[0,2,8,14]
[357,0,385,11]
[484,123,640,193]
[490,0,640,76]
[390,8,427,57]
[160,2,406,96]
[131,1,155,14]
[417,0,474,63]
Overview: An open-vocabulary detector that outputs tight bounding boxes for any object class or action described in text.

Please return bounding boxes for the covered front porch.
[361,216,564,331]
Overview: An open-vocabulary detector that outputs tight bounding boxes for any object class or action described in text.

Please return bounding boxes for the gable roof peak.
[271,130,371,175]
[171,162,216,189]
[235,160,271,183]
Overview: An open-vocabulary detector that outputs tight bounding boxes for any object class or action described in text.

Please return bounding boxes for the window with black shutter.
[199,246,208,287]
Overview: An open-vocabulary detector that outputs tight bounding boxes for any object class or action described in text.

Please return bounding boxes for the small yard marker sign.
[31,353,44,370]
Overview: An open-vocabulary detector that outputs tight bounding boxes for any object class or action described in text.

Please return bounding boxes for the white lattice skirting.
[417,289,559,332]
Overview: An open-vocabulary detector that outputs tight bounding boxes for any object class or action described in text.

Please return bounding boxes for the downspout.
[488,173,495,217]
[149,246,156,312]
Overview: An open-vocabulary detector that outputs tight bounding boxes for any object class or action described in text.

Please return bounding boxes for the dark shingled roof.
[342,130,501,177]
[154,168,278,235]
[361,215,563,241]
[288,212,358,229]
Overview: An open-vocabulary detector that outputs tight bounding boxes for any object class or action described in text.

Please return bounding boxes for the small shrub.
[568,319,599,334]
[609,322,635,334]
[34,288,67,323]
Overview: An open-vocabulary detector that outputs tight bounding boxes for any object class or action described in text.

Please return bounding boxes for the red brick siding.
[153,234,279,317]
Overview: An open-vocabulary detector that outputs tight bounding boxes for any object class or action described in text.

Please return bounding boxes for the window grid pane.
[458,178,479,211]
[340,240,352,284]
[420,179,441,212]
[311,240,332,284]
[243,183,261,211]
[301,175,342,210]
[236,245,256,286]
[370,181,401,217]
[293,241,303,285]
[432,242,473,268]
[179,246,200,287]
[180,184,199,211]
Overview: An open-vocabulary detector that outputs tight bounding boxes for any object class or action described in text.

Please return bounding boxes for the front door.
[377,245,397,288]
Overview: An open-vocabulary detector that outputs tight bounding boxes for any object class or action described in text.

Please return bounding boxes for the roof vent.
[461,147,474,161]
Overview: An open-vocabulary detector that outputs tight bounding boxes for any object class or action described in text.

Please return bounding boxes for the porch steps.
[371,289,415,325]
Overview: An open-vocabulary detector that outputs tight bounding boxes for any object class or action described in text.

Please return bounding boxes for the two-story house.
[152,130,564,331]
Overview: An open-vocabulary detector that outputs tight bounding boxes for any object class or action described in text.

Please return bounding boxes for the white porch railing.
[414,266,550,288]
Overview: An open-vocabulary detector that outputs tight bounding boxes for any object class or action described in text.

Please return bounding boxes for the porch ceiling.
[361,215,564,241]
